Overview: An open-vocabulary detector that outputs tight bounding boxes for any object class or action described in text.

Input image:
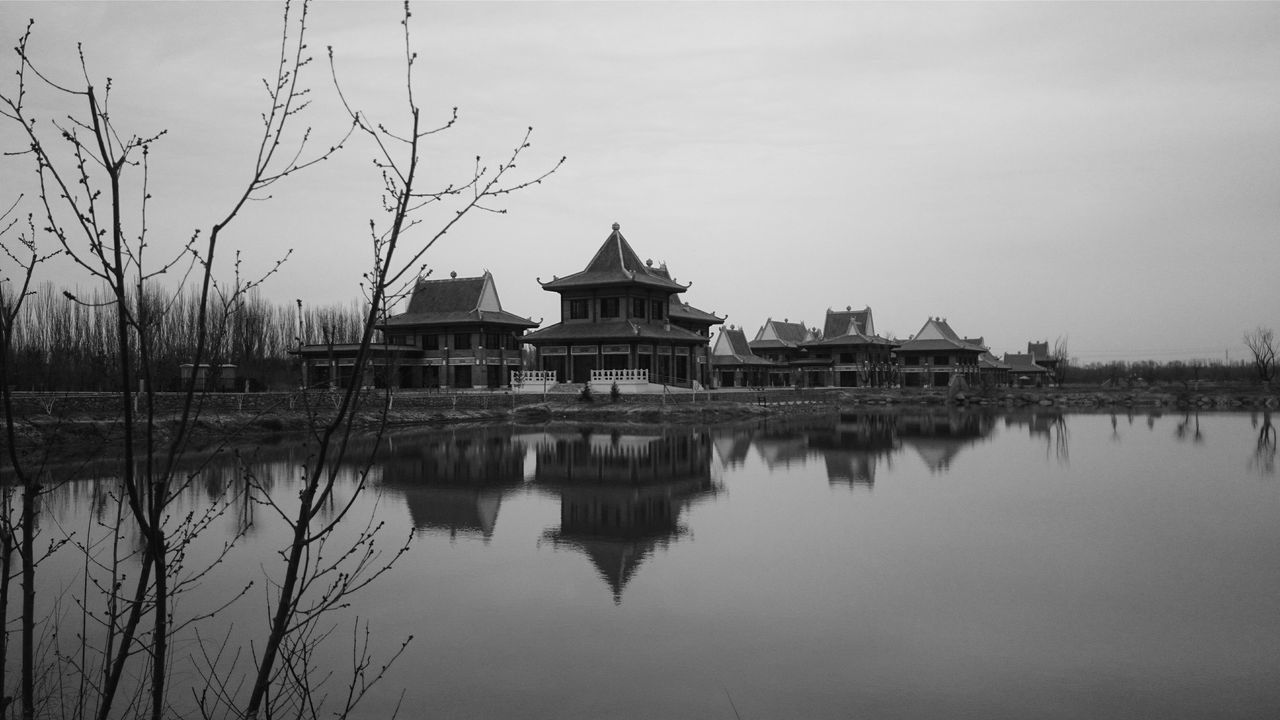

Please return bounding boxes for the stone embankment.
[834,385,1279,410]
[3,384,1275,453]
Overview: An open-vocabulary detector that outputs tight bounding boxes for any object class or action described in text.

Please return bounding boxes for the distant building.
[710,325,774,388]
[894,317,984,388]
[523,223,721,387]
[749,318,818,386]
[295,270,537,390]
[803,306,898,388]
[1003,352,1051,387]
[1027,340,1060,379]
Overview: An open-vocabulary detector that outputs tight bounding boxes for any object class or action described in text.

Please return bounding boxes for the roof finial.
[612,222,620,232]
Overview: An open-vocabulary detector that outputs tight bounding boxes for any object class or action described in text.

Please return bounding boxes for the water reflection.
[1253,410,1276,476]
[720,410,1001,485]
[378,428,527,540]
[534,428,718,604]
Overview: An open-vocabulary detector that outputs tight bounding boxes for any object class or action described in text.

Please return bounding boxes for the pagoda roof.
[711,327,775,366]
[378,271,537,329]
[896,317,985,354]
[750,318,816,350]
[822,306,875,338]
[523,319,708,344]
[539,223,688,293]
[669,297,724,325]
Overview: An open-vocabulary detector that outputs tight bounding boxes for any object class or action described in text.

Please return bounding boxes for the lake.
[34,409,1280,719]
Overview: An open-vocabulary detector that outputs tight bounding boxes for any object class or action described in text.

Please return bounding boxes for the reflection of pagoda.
[536,428,716,604]
[807,413,900,488]
[378,428,526,540]
[712,427,755,469]
[896,411,994,473]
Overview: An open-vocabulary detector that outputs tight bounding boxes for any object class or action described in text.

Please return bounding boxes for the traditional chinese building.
[749,318,818,386]
[709,325,774,388]
[295,270,537,390]
[802,306,898,387]
[523,223,721,388]
[894,316,984,388]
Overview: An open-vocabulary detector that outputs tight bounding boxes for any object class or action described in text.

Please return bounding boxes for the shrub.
[579,384,594,402]
[610,381,621,402]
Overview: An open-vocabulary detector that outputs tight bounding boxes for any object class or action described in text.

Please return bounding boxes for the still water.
[39,410,1280,719]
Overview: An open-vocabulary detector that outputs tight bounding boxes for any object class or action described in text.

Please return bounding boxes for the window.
[600,297,620,318]
[632,298,646,319]
[934,355,950,365]
[904,356,919,366]
[651,299,665,320]
[423,334,439,350]
[569,299,589,320]
[484,332,502,349]
[454,333,472,350]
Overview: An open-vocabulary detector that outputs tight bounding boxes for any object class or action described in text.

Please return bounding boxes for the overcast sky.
[2,1,1277,363]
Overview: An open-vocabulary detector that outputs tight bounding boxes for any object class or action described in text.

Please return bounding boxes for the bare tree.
[2,1,349,717]
[1052,334,1070,386]
[1244,327,1276,384]
[235,4,562,717]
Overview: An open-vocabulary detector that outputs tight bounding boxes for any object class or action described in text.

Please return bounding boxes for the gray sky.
[2,1,1278,363]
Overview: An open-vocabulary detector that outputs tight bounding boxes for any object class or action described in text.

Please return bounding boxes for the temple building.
[749,318,818,387]
[709,325,774,388]
[295,270,537,390]
[800,306,898,387]
[523,223,722,388]
[894,316,984,388]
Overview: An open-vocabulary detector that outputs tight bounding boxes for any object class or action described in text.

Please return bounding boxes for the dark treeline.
[1069,359,1260,386]
[6,282,367,391]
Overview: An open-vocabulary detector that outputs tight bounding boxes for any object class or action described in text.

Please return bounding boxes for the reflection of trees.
[1174,413,1205,445]
[535,428,717,604]
[1003,411,1069,466]
[1252,411,1276,477]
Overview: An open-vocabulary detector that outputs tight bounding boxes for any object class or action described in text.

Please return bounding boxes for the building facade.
[523,223,721,388]
[296,271,537,390]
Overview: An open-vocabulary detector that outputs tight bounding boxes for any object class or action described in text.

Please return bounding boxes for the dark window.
[387,335,406,346]
[651,300,665,320]
[934,355,950,365]
[600,297,620,318]
[423,334,439,350]
[632,298,646,319]
[454,333,472,350]
[904,356,919,366]
[484,332,502,349]
[569,299,589,320]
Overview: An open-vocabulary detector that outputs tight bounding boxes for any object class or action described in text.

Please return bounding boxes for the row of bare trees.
[1,4,560,720]
[3,281,366,391]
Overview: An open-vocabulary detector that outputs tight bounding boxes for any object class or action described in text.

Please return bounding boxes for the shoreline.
[4,384,1276,453]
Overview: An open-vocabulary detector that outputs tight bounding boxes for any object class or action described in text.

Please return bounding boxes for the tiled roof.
[751,318,815,348]
[380,309,538,328]
[822,307,874,338]
[979,351,1010,370]
[379,271,537,329]
[896,317,985,353]
[669,298,723,325]
[1003,353,1050,374]
[712,327,775,366]
[524,319,707,344]
[540,224,687,292]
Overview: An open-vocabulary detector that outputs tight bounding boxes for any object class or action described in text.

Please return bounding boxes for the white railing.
[511,370,557,386]
[590,368,649,384]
